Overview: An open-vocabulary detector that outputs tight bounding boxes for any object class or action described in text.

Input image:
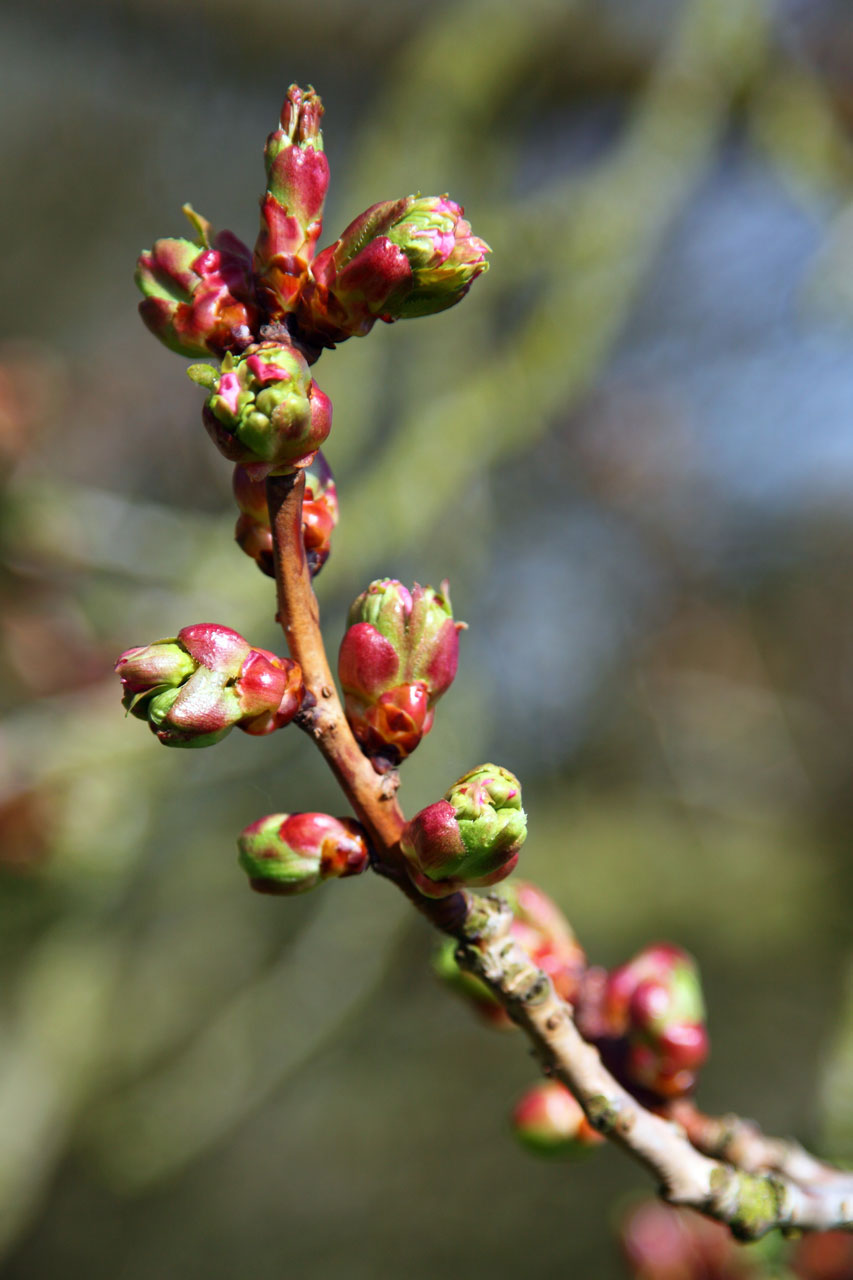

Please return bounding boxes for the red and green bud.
[254,84,330,318]
[511,1081,604,1158]
[792,1231,853,1280]
[233,451,338,578]
[298,195,489,347]
[135,205,258,358]
[115,623,304,747]
[237,811,369,895]
[401,763,526,898]
[189,340,332,474]
[338,579,462,769]
[603,944,709,1102]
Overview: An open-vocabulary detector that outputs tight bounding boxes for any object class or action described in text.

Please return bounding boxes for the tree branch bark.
[265,466,853,1240]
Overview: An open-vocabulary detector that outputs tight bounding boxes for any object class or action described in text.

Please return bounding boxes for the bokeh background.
[1,0,852,1275]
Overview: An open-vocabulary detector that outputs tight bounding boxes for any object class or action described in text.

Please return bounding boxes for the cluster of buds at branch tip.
[237,811,369,895]
[297,195,491,348]
[114,623,304,747]
[188,340,332,475]
[598,943,709,1103]
[401,763,526,897]
[338,579,463,771]
[233,451,338,578]
[511,1081,604,1159]
[135,205,258,358]
[433,878,585,1027]
[254,84,330,321]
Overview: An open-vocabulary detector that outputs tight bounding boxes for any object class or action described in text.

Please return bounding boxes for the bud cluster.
[238,811,369,895]
[233,451,338,577]
[338,579,463,770]
[115,623,303,747]
[135,85,490,473]
[594,943,709,1103]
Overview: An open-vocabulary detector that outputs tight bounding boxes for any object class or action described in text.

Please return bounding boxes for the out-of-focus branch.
[453,895,853,1239]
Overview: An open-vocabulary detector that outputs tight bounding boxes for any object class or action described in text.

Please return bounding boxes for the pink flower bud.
[237,811,369,895]
[115,624,303,748]
[135,206,258,358]
[338,579,463,768]
[512,1081,603,1158]
[620,1200,738,1280]
[254,85,330,319]
[600,943,708,1103]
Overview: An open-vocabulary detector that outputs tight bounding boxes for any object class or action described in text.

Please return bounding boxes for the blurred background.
[1,0,852,1275]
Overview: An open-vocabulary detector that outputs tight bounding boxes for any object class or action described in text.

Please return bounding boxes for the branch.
[265,468,853,1240]
[453,894,853,1239]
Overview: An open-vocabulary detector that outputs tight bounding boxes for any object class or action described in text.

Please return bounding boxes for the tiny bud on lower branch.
[237,811,369,894]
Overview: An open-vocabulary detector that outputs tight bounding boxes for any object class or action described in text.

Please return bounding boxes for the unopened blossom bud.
[189,340,331,473]
[792,1230,853,1280]
[237,811,369,895]
[511,1082,603,1158]
[136,205,258,358]
[619,1201,742,1280]
[603,944,708,1102]
[254,84,330,318]
[338,579,462,769]
[401,763,526,898]
[297,194,489,347]
[115,623,303,747]
[233,451,338,578]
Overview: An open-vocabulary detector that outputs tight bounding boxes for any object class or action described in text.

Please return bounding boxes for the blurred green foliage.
[1,0,852,1276]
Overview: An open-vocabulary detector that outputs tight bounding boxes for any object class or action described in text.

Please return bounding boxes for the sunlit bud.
[511,1081,604,1158]
[338,579,462,769]
[620,1201,740,1280]
[189,340,332,473]
[237,811,369,895]
[136,204,258,358]
[114,623,304,748]
[296,194,489,347]
[254,84,330,317]
[401,763,526,898]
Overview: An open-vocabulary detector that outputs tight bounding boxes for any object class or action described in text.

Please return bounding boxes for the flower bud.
[237,811,369,895]
[114,623,304,747]
[511,1082,603,1158]
[254,84,330,318]
[338,579,462,769]
[401,763,526,898]
[620,1201,739,1280]
[602,944,708,1102]
[792,1230,853,1280]
[297,194,489,347]
[190,340,332,473]
[136,205,258,358]
[233,451,338,578]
